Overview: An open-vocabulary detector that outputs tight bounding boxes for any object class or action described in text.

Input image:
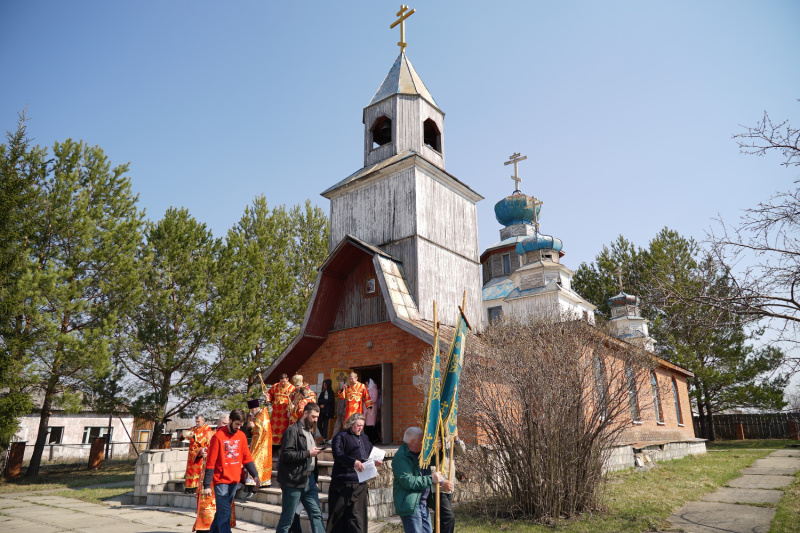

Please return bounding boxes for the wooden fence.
[693,413,800,440]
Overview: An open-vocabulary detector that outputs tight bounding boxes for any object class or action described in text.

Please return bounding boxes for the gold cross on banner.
[390,5,415,54]
[504,152,528,193]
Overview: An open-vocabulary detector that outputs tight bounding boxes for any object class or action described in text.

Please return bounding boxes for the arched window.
[593,356,607,417]
[650,371,664,423]
[371,116,392,148]
[625,363,640,422]
[423,118,441,152]
[671,377,684,425]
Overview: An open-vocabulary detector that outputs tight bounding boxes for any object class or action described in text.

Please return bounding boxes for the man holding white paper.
[326,413,383,533]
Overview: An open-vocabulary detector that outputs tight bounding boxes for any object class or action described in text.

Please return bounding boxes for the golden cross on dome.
[390,5,416,54]
[616,266,624,291]
[504,152,528,193]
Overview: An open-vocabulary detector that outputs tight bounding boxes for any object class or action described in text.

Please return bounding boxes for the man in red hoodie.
[202,408,260,533]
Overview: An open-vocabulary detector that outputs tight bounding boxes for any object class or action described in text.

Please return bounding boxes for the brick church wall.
[292,321,696,446]
[295,321,431,443]
[619,368,696,443]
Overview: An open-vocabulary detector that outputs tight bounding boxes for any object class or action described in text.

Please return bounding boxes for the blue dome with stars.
[494,193,541,227]
[516,232,563,254]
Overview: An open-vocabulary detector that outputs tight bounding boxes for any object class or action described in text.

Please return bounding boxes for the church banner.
[419,320,442,469]
[440,308,469,438]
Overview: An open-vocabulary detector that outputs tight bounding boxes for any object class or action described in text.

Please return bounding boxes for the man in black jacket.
[275,402,325,533]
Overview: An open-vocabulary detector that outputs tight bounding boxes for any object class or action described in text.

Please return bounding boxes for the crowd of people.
[181,370,459,533]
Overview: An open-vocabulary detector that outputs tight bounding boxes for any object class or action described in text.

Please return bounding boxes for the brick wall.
[295,321,696,446]
[619,368,696,442]
[296,321,431,443]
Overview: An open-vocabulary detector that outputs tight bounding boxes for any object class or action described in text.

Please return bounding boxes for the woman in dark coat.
[317,379,335,443]
[326,413,382,533]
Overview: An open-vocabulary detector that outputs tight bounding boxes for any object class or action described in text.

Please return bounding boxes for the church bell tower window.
[370,116,392,149]
[423,119,441,152]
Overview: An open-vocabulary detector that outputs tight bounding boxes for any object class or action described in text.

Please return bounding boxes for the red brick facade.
[293,320,696,445]
[619,367,696,443]
[295,321,430,443]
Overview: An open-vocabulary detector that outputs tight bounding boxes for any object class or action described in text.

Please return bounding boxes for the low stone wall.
[133,449,189,504]
[605,438,707,472]
[605,444,636,472]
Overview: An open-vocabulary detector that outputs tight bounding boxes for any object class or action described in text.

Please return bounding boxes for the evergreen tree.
[26,139,143,475]
[288,200,329,316]
[121,208,225,447]
[218,197,328,407]
[0,114,38,470]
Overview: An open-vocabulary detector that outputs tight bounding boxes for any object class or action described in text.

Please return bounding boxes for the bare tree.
[449,312,655,522]
[701,105,800,356]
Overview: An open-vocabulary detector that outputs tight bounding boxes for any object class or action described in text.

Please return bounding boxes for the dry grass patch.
[0,460,136,494]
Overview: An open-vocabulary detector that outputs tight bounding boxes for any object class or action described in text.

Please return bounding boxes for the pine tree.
[0,114,38,470]
[121,208,225,447]
[217,197,328,407]
[26,139,143,475]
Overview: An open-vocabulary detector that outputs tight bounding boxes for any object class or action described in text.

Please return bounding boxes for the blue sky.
[2,0,798,270]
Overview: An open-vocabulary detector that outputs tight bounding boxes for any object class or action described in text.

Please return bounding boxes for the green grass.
[444,449,773,533]
[707,439,799,450]
[0,460,136,494]
[770,469,800,533]
[49,486,134,505]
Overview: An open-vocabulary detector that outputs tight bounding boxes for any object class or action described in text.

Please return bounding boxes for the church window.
[423,119,441,152]
[370,116,392,148]
[593,356,608,418]
[672,377,684,425]
[501,253,511,275]
[488,306,503,323]
[625,364,640,422]
[650,371,664,424]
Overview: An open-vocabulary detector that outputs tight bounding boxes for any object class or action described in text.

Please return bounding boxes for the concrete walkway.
[0,486,398,533]
[666,448,800,533]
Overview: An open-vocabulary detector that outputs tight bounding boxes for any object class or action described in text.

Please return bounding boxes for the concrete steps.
[146,490,327,533]
[146,445,399,529]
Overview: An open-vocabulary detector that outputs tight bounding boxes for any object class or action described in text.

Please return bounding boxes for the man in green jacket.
[392,427,449,533]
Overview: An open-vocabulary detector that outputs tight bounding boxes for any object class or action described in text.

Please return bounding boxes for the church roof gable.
[263,234,447,382]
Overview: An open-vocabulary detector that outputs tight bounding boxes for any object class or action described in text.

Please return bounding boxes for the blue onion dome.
[494,193,542,227]
[608,291,639,309]
[516,232,563,254]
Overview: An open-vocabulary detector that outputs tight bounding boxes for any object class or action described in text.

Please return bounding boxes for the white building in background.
[12,411,141,462]
[481,173,596,325]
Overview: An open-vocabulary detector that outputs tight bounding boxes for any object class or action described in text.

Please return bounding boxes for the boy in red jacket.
[202,408,260,533]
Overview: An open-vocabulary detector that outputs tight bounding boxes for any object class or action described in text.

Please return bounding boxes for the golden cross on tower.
[390,5,416,54]
[615,266,624,291]
[504,152,528,193]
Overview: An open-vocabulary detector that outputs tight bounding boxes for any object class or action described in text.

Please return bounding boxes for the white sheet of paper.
[356,459,378,483]
[368,446,386,462]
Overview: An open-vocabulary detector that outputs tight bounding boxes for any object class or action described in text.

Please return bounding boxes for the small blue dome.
[516,232,563,254]
[608,291,639,308]
[494,194,541,227]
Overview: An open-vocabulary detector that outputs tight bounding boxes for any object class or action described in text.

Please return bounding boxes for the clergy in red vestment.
[289,387,318,425]
[184,415,213,492]
[338,372,373,421]
[266,373,295,445]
